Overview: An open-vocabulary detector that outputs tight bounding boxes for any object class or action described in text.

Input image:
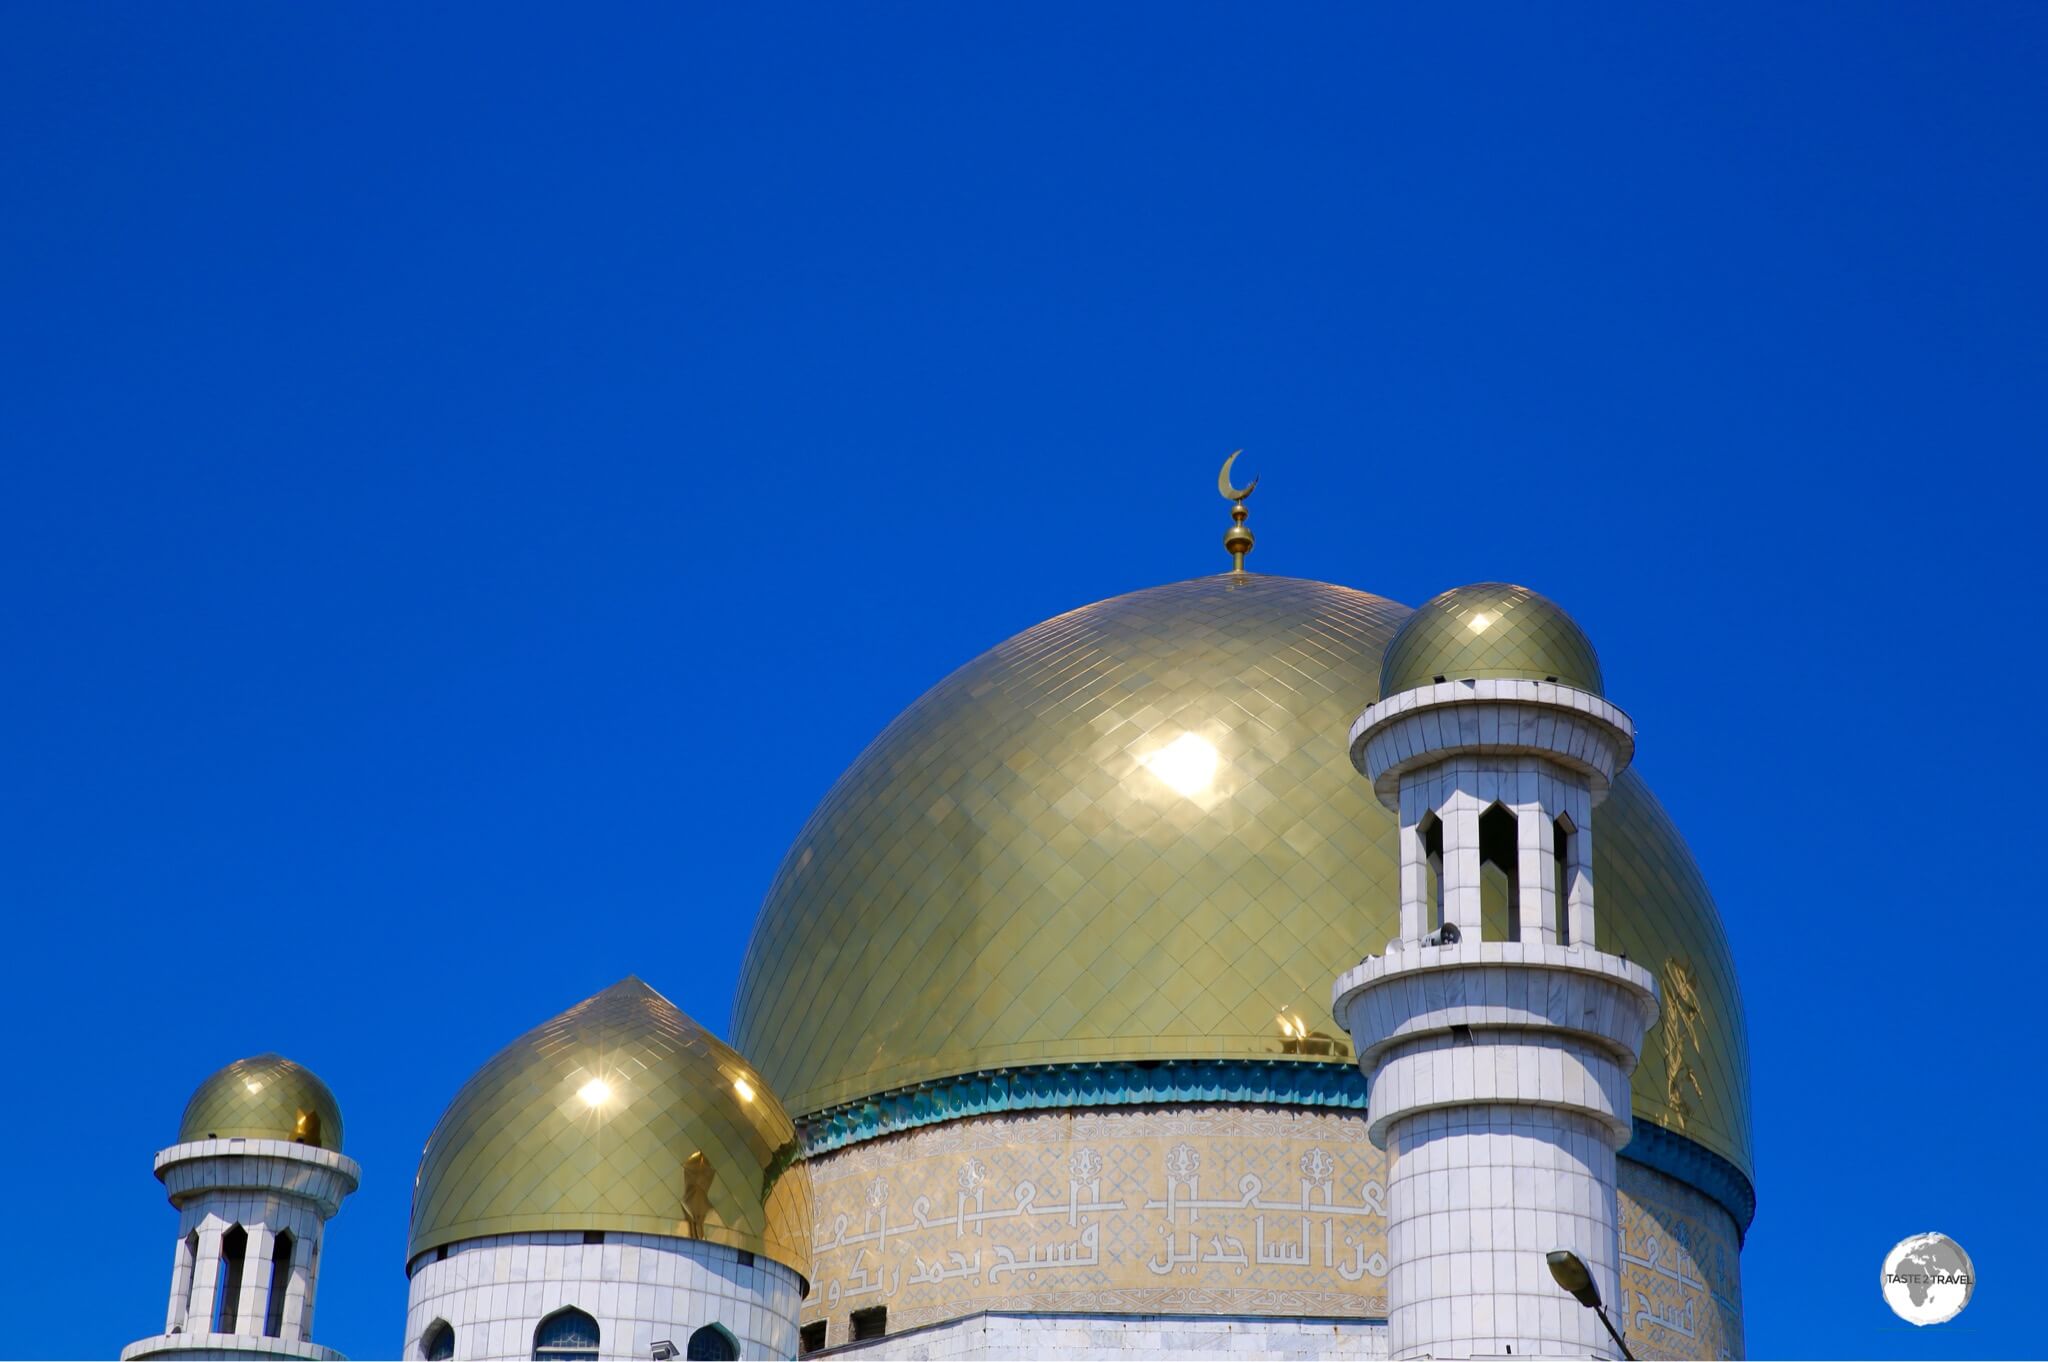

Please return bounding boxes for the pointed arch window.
[421,1319,455,1360]
[1553,813,1575,946]
[533,1307,599,1361]
[263,1231,295,1337]
[214,1225,249,1333]
[686,1324,738,1360]
[1478,802,1520,942]
[178,1230,200,1328]
[1418,810,1444,931]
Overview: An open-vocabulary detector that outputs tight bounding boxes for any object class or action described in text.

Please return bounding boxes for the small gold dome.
[178,1054,344,1152]
[407,977,812,1280]
[1379,582,1604,696]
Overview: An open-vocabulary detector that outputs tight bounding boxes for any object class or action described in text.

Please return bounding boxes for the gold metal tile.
[1379,581,1605,695]
[730,573,1750,1178]
[408,978,813,1278]
[179,1053,345,1152]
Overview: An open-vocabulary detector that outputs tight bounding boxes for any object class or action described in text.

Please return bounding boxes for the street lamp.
[1546,1249,1633,1360]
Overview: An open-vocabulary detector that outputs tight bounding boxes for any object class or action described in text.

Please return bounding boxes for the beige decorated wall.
[801,1105,1742,1359]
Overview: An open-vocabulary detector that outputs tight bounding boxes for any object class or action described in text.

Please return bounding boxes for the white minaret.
[124,1055,361,1362]
[1332,585,1660,1360]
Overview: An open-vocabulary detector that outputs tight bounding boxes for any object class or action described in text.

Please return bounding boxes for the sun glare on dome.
[733,1077,756,1102]
[576,1078,613,1108]
[1144,733,1219,797]
[1467,612,1493,633]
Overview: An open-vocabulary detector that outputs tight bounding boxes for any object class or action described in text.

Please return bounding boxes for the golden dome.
[1379,582,1604,695]
[178,1054,344,1152]
[407,977,813,1279]
[732,574,1750,1179]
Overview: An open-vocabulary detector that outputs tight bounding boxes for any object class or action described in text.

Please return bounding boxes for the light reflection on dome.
[1142,732,1219,797]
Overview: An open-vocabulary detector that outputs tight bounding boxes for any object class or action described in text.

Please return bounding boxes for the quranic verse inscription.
[802,1105,1749,1357]
[1616,1161,1745,1360]
[802,1107,1390,1338]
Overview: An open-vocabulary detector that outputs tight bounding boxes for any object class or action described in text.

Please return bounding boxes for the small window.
[799,1321,827,1356]
[1553,815,1574,946]
[215,1225,249,1333]
[850,1305,887,1341]
[686,1324,739,1360]
[181,1231,200,1325]
[533,1306,599,1361]
[582,1230,605,1245]
[264,1231,295,1337]
[1478,802,1520,942]
[737,1250,755,1268]
[422,1320,455,1361]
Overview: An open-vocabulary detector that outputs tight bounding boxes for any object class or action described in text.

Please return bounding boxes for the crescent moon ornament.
[1218,450,1258,502]
[1217,451,1258,572]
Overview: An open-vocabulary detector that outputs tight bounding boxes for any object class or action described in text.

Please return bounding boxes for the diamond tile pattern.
[408,978,813,1278]
[1378,582,1605,696]
[178,1053,345,1152]
[729,574,1750,1178]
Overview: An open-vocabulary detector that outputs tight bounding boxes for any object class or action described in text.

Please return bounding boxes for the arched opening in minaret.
[1554,813,1576,946]
[1418,810,1444,932]
[213,1224,248,1333]
[292,1107,323,1146]
[263,1230,294,1337]
[421,1319,455,1361]
[533,1306,600,1361]
[1479,803,1520,942]
[178,1230,200,1328]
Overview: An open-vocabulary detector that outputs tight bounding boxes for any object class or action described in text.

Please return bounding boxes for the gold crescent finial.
[1218,451,1256,572]
[1218,449,1258,502]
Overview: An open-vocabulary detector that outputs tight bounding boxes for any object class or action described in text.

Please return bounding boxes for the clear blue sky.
[3,5,2042,1358]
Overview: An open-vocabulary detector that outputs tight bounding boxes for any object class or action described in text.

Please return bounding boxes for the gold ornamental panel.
[407,978,813,1278]
[179,1053,345,1152]
[732,574,1751,1177]
[800,1106,1744,1356]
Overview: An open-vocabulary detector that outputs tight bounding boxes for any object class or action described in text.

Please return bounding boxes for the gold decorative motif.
[1663,959,1706,1132]
[1218,451,1257,571]
[178,1054,344,1152]
[731,573,1751,1178]
[408,977,813,1277]
[682,1151,714,1238]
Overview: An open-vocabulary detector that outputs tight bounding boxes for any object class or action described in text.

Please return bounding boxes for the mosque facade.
[125,478,1753,1361]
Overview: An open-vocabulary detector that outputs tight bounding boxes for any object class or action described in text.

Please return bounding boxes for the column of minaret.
[1335,670,1659,1359]
[124,1065,358,1362]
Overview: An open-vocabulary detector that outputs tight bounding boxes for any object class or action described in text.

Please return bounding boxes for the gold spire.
[1218,450,1257,572]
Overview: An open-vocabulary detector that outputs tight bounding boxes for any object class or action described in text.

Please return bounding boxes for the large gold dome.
[408,977,813,1277]
[731,573,1751,1179]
